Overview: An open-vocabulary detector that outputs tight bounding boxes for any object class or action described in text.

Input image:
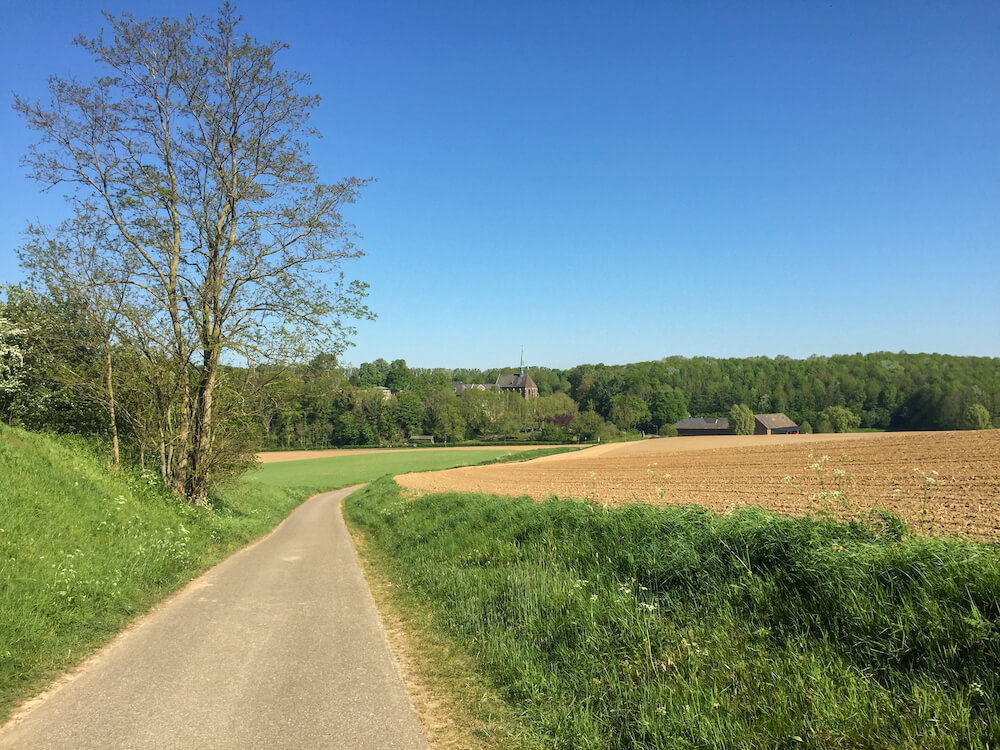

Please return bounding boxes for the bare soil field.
[397,431,1000,539]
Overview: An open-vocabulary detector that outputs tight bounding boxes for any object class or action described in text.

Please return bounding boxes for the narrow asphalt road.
[0,486,426,749]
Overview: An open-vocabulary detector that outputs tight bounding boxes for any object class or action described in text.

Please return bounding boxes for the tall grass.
[0,425,312,721]
[346,478,1000,749]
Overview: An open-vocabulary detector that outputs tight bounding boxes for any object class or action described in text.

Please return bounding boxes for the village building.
[753,413,800,435]
[673,417,731,436]
[495,372,539,399]
[451,381,492,397]
[673,413,799,436]
[452,369,539,400]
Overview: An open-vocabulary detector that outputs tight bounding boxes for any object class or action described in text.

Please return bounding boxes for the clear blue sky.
[2,1,998,370]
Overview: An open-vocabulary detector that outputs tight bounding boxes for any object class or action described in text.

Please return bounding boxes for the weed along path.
[0,486,425,750]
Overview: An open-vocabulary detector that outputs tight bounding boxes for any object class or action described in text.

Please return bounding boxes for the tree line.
[2,288,997,467]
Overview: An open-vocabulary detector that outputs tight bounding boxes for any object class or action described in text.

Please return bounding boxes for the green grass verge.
[345,478,1000,749]
[245,446,564,491]
[0,425,314,723]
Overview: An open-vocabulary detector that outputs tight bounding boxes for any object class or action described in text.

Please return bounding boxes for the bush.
[569,411,606,441]
[536,422,567,442]
[820,405,861,433]
[962,403,992,430]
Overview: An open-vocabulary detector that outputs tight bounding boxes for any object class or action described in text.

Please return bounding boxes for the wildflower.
[590,594,598,601]
[833,468,845,479]
[638,602,659,611]
[809,463,821,471]
[782,476,792,484]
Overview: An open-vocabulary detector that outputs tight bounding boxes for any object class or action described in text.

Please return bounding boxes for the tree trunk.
[187,347,220,502]
[104,344,120,466]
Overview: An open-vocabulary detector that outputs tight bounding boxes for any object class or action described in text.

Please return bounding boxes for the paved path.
[0,486,425,749]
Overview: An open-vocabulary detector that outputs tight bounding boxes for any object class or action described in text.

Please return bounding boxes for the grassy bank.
[0,425,314,722]
[345,478,1000,749]
[246,446,577,490]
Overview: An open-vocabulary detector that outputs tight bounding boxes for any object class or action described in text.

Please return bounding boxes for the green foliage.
[347,479,1000,749]
[568,411,607,441]
[430,402,466,443]
[962,403,992,430]
[0,287,106,435]
[820,405,862,433]
[800,420,813,434]
[535,422,567,442]
[609,394,650,431]
[728,403,755,435]
[649,388,688,429]
[0,425,312,721]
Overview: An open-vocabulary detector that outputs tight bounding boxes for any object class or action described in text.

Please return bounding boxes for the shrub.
[962,403,992,430]
[729,403,754,435]
[820,405,861,433]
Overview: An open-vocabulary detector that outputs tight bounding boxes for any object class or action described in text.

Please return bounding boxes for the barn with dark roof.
[673,417,731,436]
[673,413,799,436]
[753,413,799,435]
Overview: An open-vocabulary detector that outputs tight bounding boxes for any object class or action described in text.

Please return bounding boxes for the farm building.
[452,372,539,400]
[452,381,493,397]
[673,413,799,436]
[754,413,800,435]
[673,417,731,436]
[495,372,539,399]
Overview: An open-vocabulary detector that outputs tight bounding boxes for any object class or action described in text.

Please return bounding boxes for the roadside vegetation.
[0,426,574,723]
[0,425,314,722]
[346,478,1000,749]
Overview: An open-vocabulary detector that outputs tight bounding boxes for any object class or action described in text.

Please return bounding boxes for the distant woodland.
[2,286,996,459]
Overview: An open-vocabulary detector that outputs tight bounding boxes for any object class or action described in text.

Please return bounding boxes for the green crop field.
[246,447,568,491]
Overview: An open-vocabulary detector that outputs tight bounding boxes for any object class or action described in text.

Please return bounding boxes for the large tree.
[16,5,372,499]
[728,403,755,435]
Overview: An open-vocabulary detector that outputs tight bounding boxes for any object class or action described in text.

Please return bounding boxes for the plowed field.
[396,430,1000,539]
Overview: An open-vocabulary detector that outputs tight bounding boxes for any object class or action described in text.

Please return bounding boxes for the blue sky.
[2,1,998,370]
